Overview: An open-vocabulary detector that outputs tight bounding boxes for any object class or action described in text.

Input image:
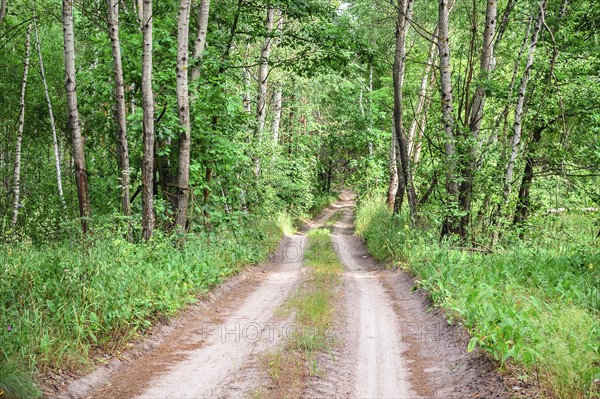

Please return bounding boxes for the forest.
[0,0,598,398]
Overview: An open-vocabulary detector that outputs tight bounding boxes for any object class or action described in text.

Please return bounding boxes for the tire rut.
[301,191,510,399]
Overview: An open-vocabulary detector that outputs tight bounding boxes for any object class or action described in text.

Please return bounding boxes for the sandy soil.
[54,192,511,399]
[301,191,510,399]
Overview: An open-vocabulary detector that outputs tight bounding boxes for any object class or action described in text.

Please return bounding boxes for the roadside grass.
[0,362,40,399]
[0,213,289,397]
[355,197,600,399]
[264,228,343,398]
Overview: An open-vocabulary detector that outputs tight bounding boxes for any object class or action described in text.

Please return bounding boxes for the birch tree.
[63,0,92,234]
[107,0,132,237]
[438,0,460,237]
[272,86,282,143]
[457,0,498,239]
[271,13,284,144]
[175,0,192,231]
[11,23,32,228]
[191,0,210,83]
[387,120,399,209]
[255,7,275,139]
[34,18,66,210]
[141,0,155,241]
[514,0,569,227]
[407,28,438,162]
[392,0,417,223]
[502,0,547,211]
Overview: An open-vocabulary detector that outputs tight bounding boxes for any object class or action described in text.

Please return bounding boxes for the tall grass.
[0,212,289,397]
[356,197,600,398]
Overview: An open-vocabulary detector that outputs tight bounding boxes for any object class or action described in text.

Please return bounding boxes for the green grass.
[284,228,342,354]
[0,362,40,399]
[265,229,343,396]
[356,197,600,399]
[0,212,288,397]
[325,211,343,227]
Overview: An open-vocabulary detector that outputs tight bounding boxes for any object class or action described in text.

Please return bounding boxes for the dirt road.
[61,193,508,398]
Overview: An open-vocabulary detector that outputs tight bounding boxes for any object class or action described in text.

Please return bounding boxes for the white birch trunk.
[392,0,417,221]
[271,86,282,143]
[191,0,210,83]
[243,41,252,113]
[467,0,498,139]
[503,0,546,205]
[63,0,92,234]
[107,0,132,228]
[255,8,275,139]
[34,18,66,210]
[11,23,32,227]
[438,0,459,201]
[141,0,155,240]
[175,0,192,231]
[387,119,399,209]
[408,28,437,159]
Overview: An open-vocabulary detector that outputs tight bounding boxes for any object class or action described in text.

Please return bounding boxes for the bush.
[356,197,600,399]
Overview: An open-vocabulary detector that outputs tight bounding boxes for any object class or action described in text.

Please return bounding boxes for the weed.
[356,197,600,399]
[263,228,343,397]
[0,212,287,396]
[0,361,40,399]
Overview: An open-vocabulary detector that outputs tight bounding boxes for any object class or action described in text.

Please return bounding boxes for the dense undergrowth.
[0,211,294,397]
[355,197,600,399]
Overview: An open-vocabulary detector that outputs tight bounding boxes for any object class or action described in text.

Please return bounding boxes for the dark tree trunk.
[63,0,92,234]
[392,0,418,223]
[513,125,543,228]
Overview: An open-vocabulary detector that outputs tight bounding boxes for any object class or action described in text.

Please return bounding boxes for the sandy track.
[60,194,509,398]
[68,232,308,398]
[330,195,416,398]
[304,191,509,399]
[134,236,305,398]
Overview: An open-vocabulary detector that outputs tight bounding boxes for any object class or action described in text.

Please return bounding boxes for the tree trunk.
[387,119,399,210]
[392,0,417,223]
[191,0,210,82]
[513,125,542,227]
[175,0,192,232]
[502,0,546,210]
[137,0,143,26]
[467,0,497,140]
[408,27,438,160]
[243,41,252,113]
[11,23,32,228]
[270,13,284,144]
[0,0,6,26]
[272,85,282,143]
[255,7,275,140]
[34,18,66,210]
[63,0,92,234]
[141,0,155,241]
[457,0,498,240]
[513,0,568,229]
[107,0,132,238]
[438,0,460,237]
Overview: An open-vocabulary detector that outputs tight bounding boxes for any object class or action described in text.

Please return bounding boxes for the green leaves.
[356,197,600,397]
